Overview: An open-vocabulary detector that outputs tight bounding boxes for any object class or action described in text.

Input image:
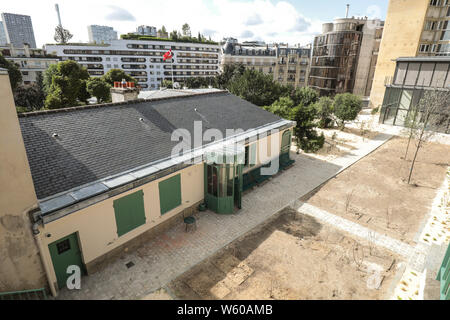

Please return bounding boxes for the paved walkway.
[56,133,393,299]
[294,202,429,272]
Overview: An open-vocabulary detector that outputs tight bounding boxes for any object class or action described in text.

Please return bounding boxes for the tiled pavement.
[294,202,429,272]
[56,133,394,299]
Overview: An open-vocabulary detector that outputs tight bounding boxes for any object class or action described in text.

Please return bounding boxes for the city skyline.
[1,0,388,47]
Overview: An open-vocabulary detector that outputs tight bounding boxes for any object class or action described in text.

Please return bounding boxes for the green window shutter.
[159,174,182,215]
[113,190,146,237]
[250,143,257,167]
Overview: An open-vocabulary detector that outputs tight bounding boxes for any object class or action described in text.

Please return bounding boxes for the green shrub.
[333,93,363,129]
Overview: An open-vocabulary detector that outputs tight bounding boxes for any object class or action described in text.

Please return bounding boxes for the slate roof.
[19,92,282,200]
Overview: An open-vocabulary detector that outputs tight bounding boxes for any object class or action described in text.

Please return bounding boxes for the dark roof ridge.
[18,89,229,118]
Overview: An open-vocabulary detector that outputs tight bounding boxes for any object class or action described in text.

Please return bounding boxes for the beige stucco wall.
[353,21,382,97]
[0,72,46,291]
[36,127,291,291]
[38,163,204,286]
[369,0,429,109]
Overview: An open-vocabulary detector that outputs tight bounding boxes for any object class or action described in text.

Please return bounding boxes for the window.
[56,239,71,254]
[419,44,430,53]
[113,190,146,237]
[158,174,182,215]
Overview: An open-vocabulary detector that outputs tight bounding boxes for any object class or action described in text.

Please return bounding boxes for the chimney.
[110,80,140,103]
[346,4,350,18]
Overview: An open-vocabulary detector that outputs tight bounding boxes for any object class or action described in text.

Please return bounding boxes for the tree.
[182,23,191,37]
[87,77,111,103]
[170,30,179,40]
[102,69,137,86]
[159,25,167,34]
[44,60,91,109]
[185,77,210,89]
[314,96,334,128]
[405,89,450,184]
[333,93,363,129]
[263,97,296,120]
[43,64,59,95]
[162,79,173,89]
[214,63,246,89]
[289,86,318,107]
[13,83,45,112]
[0,54,22,90]
[292,104,325,153]
[228,69,284,106]
[54,25,73,44]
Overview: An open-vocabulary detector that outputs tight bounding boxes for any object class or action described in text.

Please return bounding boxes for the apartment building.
[274,45,311,88]
[0,22,6,45]
[309,17,384,97]
[370,0,450,109]
[221,38,311,88]
[45,39,221,90]
[136,25,157,37]
[0,44,60,84]
[87,25,118,44]
[1,13,36,48]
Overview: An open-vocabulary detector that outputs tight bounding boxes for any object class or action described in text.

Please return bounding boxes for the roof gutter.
[38,119,295,224]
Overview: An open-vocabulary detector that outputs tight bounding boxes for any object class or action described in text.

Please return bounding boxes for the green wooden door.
[48,233,84,289]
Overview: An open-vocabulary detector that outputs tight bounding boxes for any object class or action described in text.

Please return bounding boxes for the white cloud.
[1,0,324,47]
[105,5,136,22]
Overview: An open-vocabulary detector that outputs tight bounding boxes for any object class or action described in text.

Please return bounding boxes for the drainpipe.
[32,217,57,297]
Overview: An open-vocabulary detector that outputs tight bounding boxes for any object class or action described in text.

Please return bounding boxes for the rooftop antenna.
[346,4,350,19]
[55,3,62,27]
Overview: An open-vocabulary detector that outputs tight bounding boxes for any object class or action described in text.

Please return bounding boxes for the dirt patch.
[167,208,397,300]
[306,137,450,244]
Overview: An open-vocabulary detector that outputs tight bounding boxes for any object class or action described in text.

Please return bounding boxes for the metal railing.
[0,288,47,300]
[437,244,450,300]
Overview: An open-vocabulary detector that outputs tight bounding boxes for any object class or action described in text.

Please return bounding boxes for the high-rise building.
[45,39,221,90]
[136,25,157,37]
[309,17,384,97]
[0,21,7,45]
[369,0,450,109]
[88,25,118,43]
[1,13,36,48]
[221,38,311,88]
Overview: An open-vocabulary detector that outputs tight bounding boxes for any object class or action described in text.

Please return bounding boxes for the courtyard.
[55,125,449,300]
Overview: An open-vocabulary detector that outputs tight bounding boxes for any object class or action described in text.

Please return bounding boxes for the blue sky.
[2,0,389,47]
[274,0,388,21]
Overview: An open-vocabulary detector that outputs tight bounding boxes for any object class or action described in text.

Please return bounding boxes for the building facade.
[370,0,450,109]
[221,38,311,88]
[136,25,157,37]
[0,21,7,45]
[274,45,311,89]
[0,44,60,84]
[45,39,221,90]
[379,56,450,134]
[1,13,36,48]
[309,17,384,97]
[87,25,118,44]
